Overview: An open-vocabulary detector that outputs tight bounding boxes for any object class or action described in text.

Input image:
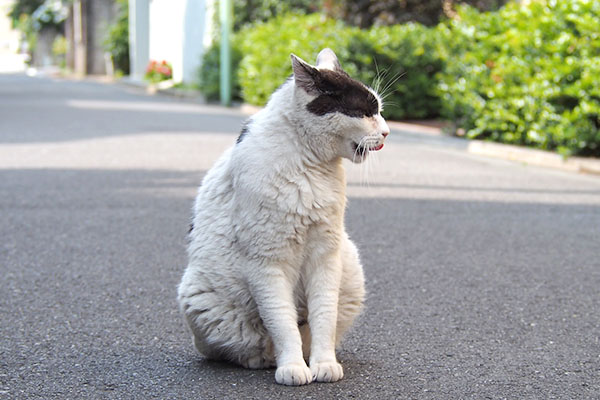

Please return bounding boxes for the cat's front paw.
[310,361,344,383]
[275,363,313,386]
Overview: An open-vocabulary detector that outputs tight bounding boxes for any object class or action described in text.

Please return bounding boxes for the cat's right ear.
[291,54,320,95]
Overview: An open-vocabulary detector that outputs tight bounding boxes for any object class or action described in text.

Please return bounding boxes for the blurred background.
[1,0,599,158]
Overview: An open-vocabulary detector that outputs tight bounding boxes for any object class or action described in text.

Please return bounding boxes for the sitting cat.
[178,48,389,386]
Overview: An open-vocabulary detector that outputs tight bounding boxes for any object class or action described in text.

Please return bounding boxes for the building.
[129,0,213,83]
[0,0,26,72]
[65,0,118,75]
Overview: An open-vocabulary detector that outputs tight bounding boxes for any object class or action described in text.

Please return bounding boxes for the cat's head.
[290,48,389,163]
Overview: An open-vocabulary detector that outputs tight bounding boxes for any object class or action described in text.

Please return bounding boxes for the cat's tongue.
[371,143,384,151]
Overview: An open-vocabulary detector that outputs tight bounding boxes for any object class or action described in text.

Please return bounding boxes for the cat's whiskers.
[363,143,371,187]
[376,66,395,94]
[376,67,404,105]
[372,58,384,95]
[352,136,368,164]
[379,71,405,102]
[359,141,366,185]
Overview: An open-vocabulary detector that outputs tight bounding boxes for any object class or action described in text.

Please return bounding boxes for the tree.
[326,0,508,27]
[8,0,45,27]
[231,0,320,31]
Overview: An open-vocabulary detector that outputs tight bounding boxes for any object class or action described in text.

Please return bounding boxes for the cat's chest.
[275,167,345,219]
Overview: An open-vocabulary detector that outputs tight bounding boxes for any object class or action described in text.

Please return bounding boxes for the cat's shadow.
[189,357,275,383]
[188,353,381,384]
[193,357,273,371]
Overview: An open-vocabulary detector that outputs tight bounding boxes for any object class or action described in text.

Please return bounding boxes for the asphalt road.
[1,74,599,399]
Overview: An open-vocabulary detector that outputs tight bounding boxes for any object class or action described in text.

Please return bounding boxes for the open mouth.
[352,141,384,153]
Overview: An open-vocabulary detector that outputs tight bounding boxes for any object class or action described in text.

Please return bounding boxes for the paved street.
[1,73,599,399]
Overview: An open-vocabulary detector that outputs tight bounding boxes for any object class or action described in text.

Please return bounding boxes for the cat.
[177,48,389,386]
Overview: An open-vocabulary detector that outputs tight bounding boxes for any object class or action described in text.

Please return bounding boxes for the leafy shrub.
[10,0,66,62]
[104,0,129,74]
[438,1,600,157]
[8,0,44,27]
[198,41,243,101]
[51,34,67,68]
[30,0,67,31]
[145,60,172,83]
[236,13,443,119]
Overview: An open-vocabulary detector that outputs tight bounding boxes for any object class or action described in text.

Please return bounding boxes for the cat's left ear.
[291,54,321,95]
[316,48,342,71]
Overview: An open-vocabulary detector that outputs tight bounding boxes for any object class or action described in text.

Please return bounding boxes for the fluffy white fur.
[178,48,389,386]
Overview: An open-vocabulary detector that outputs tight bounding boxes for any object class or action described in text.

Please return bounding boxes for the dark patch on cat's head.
[236,120,250,144]
[291,53,379,118]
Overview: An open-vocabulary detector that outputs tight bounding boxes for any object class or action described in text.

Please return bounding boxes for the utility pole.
[219,0,232,106]
[128,0,150,82]
[72,0,86,76]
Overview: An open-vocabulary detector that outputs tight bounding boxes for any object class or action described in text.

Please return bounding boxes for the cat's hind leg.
[186,303,276,369]
[179,280,276,369]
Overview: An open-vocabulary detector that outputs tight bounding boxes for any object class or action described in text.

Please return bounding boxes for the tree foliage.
[325,0,508,27]
[8,0,44,27]
[231,0,319,31]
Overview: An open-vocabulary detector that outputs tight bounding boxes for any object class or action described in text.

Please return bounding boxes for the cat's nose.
[381,131,389,138]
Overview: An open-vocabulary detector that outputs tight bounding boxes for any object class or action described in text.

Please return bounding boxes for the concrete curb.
[467,140,600,176]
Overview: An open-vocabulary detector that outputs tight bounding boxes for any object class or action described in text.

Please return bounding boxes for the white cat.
[178,48,389,386]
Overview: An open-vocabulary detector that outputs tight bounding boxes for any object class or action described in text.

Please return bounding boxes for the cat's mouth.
[352,141,384,153]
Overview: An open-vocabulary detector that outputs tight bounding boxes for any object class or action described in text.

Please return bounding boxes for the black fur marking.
[236,121,250,144]
[304,69,379,118]
[188,223,194,234]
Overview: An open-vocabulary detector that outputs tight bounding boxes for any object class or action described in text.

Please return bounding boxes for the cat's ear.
[316,48,342,71]
[291,54,321,95]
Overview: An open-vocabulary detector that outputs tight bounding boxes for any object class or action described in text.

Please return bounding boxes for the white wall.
[0,0,26,72]
[147,0,211,83]
[149,0,183,81]
[182,0,209,83]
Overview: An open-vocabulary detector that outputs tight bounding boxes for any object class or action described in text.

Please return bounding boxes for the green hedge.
[202,14,444,120]
[438,1,600,157]
[236,13,443,120]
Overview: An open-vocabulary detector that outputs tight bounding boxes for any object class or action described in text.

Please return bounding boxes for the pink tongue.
[371,143,384,151]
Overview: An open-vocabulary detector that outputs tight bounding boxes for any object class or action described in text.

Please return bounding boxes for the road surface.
[1,74,599,399]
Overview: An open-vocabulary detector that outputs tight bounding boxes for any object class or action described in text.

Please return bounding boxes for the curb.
[467,140,600,176]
